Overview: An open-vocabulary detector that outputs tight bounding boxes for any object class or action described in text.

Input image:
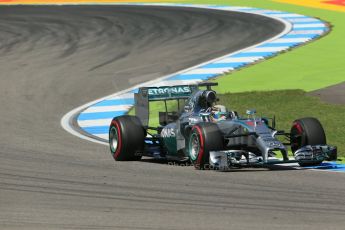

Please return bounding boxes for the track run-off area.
[0,3,345,230]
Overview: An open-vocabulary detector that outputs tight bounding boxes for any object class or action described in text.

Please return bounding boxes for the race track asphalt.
[0,5,345,230]
[309,81,345,105]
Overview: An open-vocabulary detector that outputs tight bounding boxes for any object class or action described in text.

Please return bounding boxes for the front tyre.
[188,123,223,170]
[290,117,326,167]
[109,115,145,161]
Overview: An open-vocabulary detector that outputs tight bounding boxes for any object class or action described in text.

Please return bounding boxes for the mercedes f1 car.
[109,82,337,170]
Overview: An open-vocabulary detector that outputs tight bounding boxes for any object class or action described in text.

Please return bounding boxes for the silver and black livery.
[109,83,337,170]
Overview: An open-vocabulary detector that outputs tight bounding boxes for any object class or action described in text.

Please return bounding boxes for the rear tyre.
[290,117,326,167]
[188,122,223,170]
[109,115,145,161]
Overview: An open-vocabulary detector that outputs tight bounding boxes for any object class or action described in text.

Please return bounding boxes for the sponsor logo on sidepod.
[161,128,176,138]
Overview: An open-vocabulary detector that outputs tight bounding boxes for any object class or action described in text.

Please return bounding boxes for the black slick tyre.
[188,122,223,170]
[109,115,145,161]
[290,117,326,167]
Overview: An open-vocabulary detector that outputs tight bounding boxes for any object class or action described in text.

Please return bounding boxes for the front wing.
[209,145,337,170]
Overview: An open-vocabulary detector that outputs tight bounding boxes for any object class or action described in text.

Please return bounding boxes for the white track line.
[78,119,113,128]
[293,23,326,28]
[213,56,263,63]
[271,38,310,43]
[289,30,325,34]
[246,46,290,52]
[82,105,132,113]
[183,67,234,74]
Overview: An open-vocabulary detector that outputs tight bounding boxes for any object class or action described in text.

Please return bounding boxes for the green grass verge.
[174,0,345,93]
[130,90,345,157]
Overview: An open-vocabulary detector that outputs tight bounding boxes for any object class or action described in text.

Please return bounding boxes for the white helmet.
[211,105,228,122]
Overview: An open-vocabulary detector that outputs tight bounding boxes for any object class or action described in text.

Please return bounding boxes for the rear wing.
[134,85,198,126]
[141,85,197,101]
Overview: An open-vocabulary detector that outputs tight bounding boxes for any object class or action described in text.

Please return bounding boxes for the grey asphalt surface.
[0,5,345,230]
[309,81,345,105]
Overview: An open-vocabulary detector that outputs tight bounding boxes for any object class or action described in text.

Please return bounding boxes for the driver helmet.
[211,105,227,122]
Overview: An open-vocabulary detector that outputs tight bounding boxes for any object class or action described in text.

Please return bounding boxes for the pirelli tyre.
[109,115,145,161]
[290,117,326,167]
[188,122,223,170]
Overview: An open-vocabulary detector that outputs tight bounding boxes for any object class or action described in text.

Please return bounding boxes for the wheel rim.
[291,122,303,152]
[189,132,200,161]
[109,126,119,153]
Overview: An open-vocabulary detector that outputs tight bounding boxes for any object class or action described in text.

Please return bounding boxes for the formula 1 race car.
[108,82,337,170]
